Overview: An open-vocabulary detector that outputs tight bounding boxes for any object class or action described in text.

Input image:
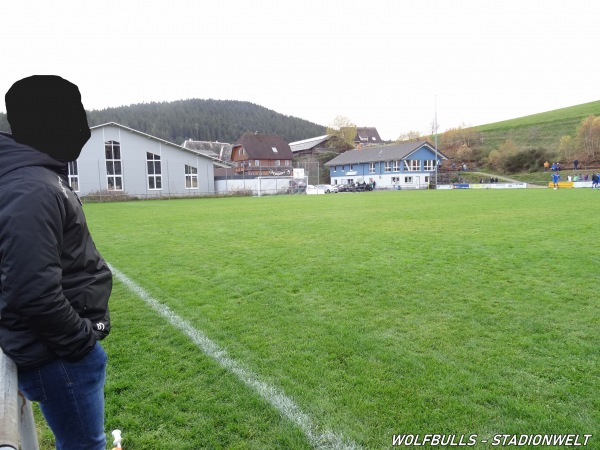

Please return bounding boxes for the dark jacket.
[0,132,112,370]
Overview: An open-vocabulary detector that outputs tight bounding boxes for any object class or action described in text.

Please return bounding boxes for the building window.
[393,160,400,171]
[424,160,435,171]
[284,160,290,166]
[147,152,162,190]
[255,160,260,166]
[185,164,198,189]
[334,165,337,172]
[384,161,392,172]
[275,160,281,166]
[404,160,420,171]
[272,147,278,153]
[105,140,123,191]
[405,176,413,183]
[369,162,375,173]
[68,161,79,191]
[392,176,400,183]
[350,164,354,170]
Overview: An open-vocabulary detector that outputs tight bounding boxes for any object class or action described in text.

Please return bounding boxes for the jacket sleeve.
[0,182,95,361]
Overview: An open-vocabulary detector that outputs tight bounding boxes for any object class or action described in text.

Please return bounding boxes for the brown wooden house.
[231,133,293,176]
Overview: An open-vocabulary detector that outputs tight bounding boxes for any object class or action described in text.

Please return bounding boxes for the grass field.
[34,190,599,449]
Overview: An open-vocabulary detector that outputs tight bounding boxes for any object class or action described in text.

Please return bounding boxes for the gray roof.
[89,123,230,167]
[289,135,330,153]
[324,141,446,166]
[182,139,232,161]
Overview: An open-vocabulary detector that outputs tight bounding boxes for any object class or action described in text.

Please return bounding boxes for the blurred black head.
[5,75,90,161]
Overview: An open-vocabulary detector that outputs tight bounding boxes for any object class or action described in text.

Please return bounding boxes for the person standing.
[552,171,562,189]
[592,172,599,189]
[0,75,112,450]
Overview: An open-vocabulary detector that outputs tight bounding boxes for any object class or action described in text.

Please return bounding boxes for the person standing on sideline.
[552,171,562,189]
[0,75,112,450]
[592,172,599,189]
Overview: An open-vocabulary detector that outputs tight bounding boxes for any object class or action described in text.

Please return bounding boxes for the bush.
[81,189,136,203]
[502,147,551,174]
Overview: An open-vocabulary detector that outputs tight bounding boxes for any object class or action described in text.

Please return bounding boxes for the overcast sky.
[2,0,599,141]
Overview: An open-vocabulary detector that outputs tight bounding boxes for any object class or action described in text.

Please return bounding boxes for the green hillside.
[475,100,600,155]
[2,98,598,155]
[0,99,326,145]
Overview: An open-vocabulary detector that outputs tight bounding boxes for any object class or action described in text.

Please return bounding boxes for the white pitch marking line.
[110,265,361,450]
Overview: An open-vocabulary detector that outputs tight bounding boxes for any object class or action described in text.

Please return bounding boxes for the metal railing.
[0,351,39,450]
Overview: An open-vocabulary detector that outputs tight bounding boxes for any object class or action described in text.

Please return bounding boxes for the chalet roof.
[355,127,383,143]
[233,133,293,159]
[90,122,230,167]
[289,135,330,153]
[324,141,447,166]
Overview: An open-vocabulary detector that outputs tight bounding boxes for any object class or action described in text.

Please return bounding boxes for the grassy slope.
[28,192,594,450]
[474,100,600,155]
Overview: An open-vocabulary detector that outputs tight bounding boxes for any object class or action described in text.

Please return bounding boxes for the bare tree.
[440,123,480,155]
[327,115,356,147]
[558,135,575,161]
[576,115,600,160]
[396,131,423,142]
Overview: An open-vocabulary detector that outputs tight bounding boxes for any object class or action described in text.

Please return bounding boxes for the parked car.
[338,183,373,192]
[337,184,354,192]
[317,184,338,193]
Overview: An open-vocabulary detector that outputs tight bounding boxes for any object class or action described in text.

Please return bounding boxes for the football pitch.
[41,189,599,449]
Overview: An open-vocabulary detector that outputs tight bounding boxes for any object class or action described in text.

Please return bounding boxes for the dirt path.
[470,171,546,188]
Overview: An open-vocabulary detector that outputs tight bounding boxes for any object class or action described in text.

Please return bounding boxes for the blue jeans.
[18,342,108,450]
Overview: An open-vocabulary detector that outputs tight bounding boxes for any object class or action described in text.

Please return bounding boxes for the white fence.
[437,182,528,190]
[0,351,39,450]
[214,176,295,196]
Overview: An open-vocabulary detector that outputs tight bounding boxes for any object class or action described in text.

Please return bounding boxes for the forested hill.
[0,99,327,145]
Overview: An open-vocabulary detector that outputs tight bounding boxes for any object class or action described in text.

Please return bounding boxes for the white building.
[71,123,224,198]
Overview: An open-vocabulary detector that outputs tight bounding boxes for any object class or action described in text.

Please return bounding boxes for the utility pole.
[434,95,439,188]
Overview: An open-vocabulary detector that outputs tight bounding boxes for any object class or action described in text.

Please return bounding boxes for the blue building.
[325,141,447,189]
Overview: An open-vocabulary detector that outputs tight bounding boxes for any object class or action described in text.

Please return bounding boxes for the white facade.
[330,171,433,189]
[72,123,217,197]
